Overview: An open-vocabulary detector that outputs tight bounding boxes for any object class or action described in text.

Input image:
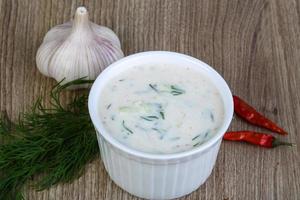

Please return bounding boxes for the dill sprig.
[0,78,99,200]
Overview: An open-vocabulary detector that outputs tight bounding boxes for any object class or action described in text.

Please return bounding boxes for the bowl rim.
[88,51,233,160]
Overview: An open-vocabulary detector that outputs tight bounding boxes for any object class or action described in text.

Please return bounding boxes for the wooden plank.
[0,0,299,199]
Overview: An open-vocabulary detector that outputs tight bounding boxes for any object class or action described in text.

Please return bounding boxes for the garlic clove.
[42,22,72,43]
[36,40,63,77]
[36,6,124,89]
[91,24,121,47]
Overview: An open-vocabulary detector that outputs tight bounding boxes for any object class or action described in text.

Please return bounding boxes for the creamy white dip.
[99,64,224,154]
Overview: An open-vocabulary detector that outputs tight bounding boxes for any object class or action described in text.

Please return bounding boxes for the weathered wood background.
[0,0,299,199]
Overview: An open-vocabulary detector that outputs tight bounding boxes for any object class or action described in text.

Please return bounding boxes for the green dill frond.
[0,79,99,199]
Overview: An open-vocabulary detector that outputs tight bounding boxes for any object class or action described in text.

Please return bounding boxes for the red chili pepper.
[233,95,287,135]
[224,131,293,148]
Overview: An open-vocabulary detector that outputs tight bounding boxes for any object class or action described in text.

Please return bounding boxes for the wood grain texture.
[0,0,299,199]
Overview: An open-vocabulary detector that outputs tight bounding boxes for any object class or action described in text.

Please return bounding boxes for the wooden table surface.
[1,0,299,199]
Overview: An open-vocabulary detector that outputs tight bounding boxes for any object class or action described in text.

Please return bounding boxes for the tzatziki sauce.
[98,64,224,154]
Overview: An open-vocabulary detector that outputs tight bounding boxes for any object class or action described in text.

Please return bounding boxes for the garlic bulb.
[36,6,124,89]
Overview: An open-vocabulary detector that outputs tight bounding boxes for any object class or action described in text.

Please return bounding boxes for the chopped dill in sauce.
[99,64,224,154]
[140,116,159,121]
[159,111,165,119]
[149,84,159,93]
[192,134,201,141]
[122,120,133,135]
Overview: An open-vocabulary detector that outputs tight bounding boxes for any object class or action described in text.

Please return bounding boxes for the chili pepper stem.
[272,138,295,148]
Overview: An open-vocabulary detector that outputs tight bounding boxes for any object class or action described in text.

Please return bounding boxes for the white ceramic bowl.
[88,51,233,199]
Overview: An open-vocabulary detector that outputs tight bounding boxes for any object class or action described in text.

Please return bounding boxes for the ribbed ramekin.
[88,51,233,199]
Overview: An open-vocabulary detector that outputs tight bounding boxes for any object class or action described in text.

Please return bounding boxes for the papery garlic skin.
[36,6,124,89]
